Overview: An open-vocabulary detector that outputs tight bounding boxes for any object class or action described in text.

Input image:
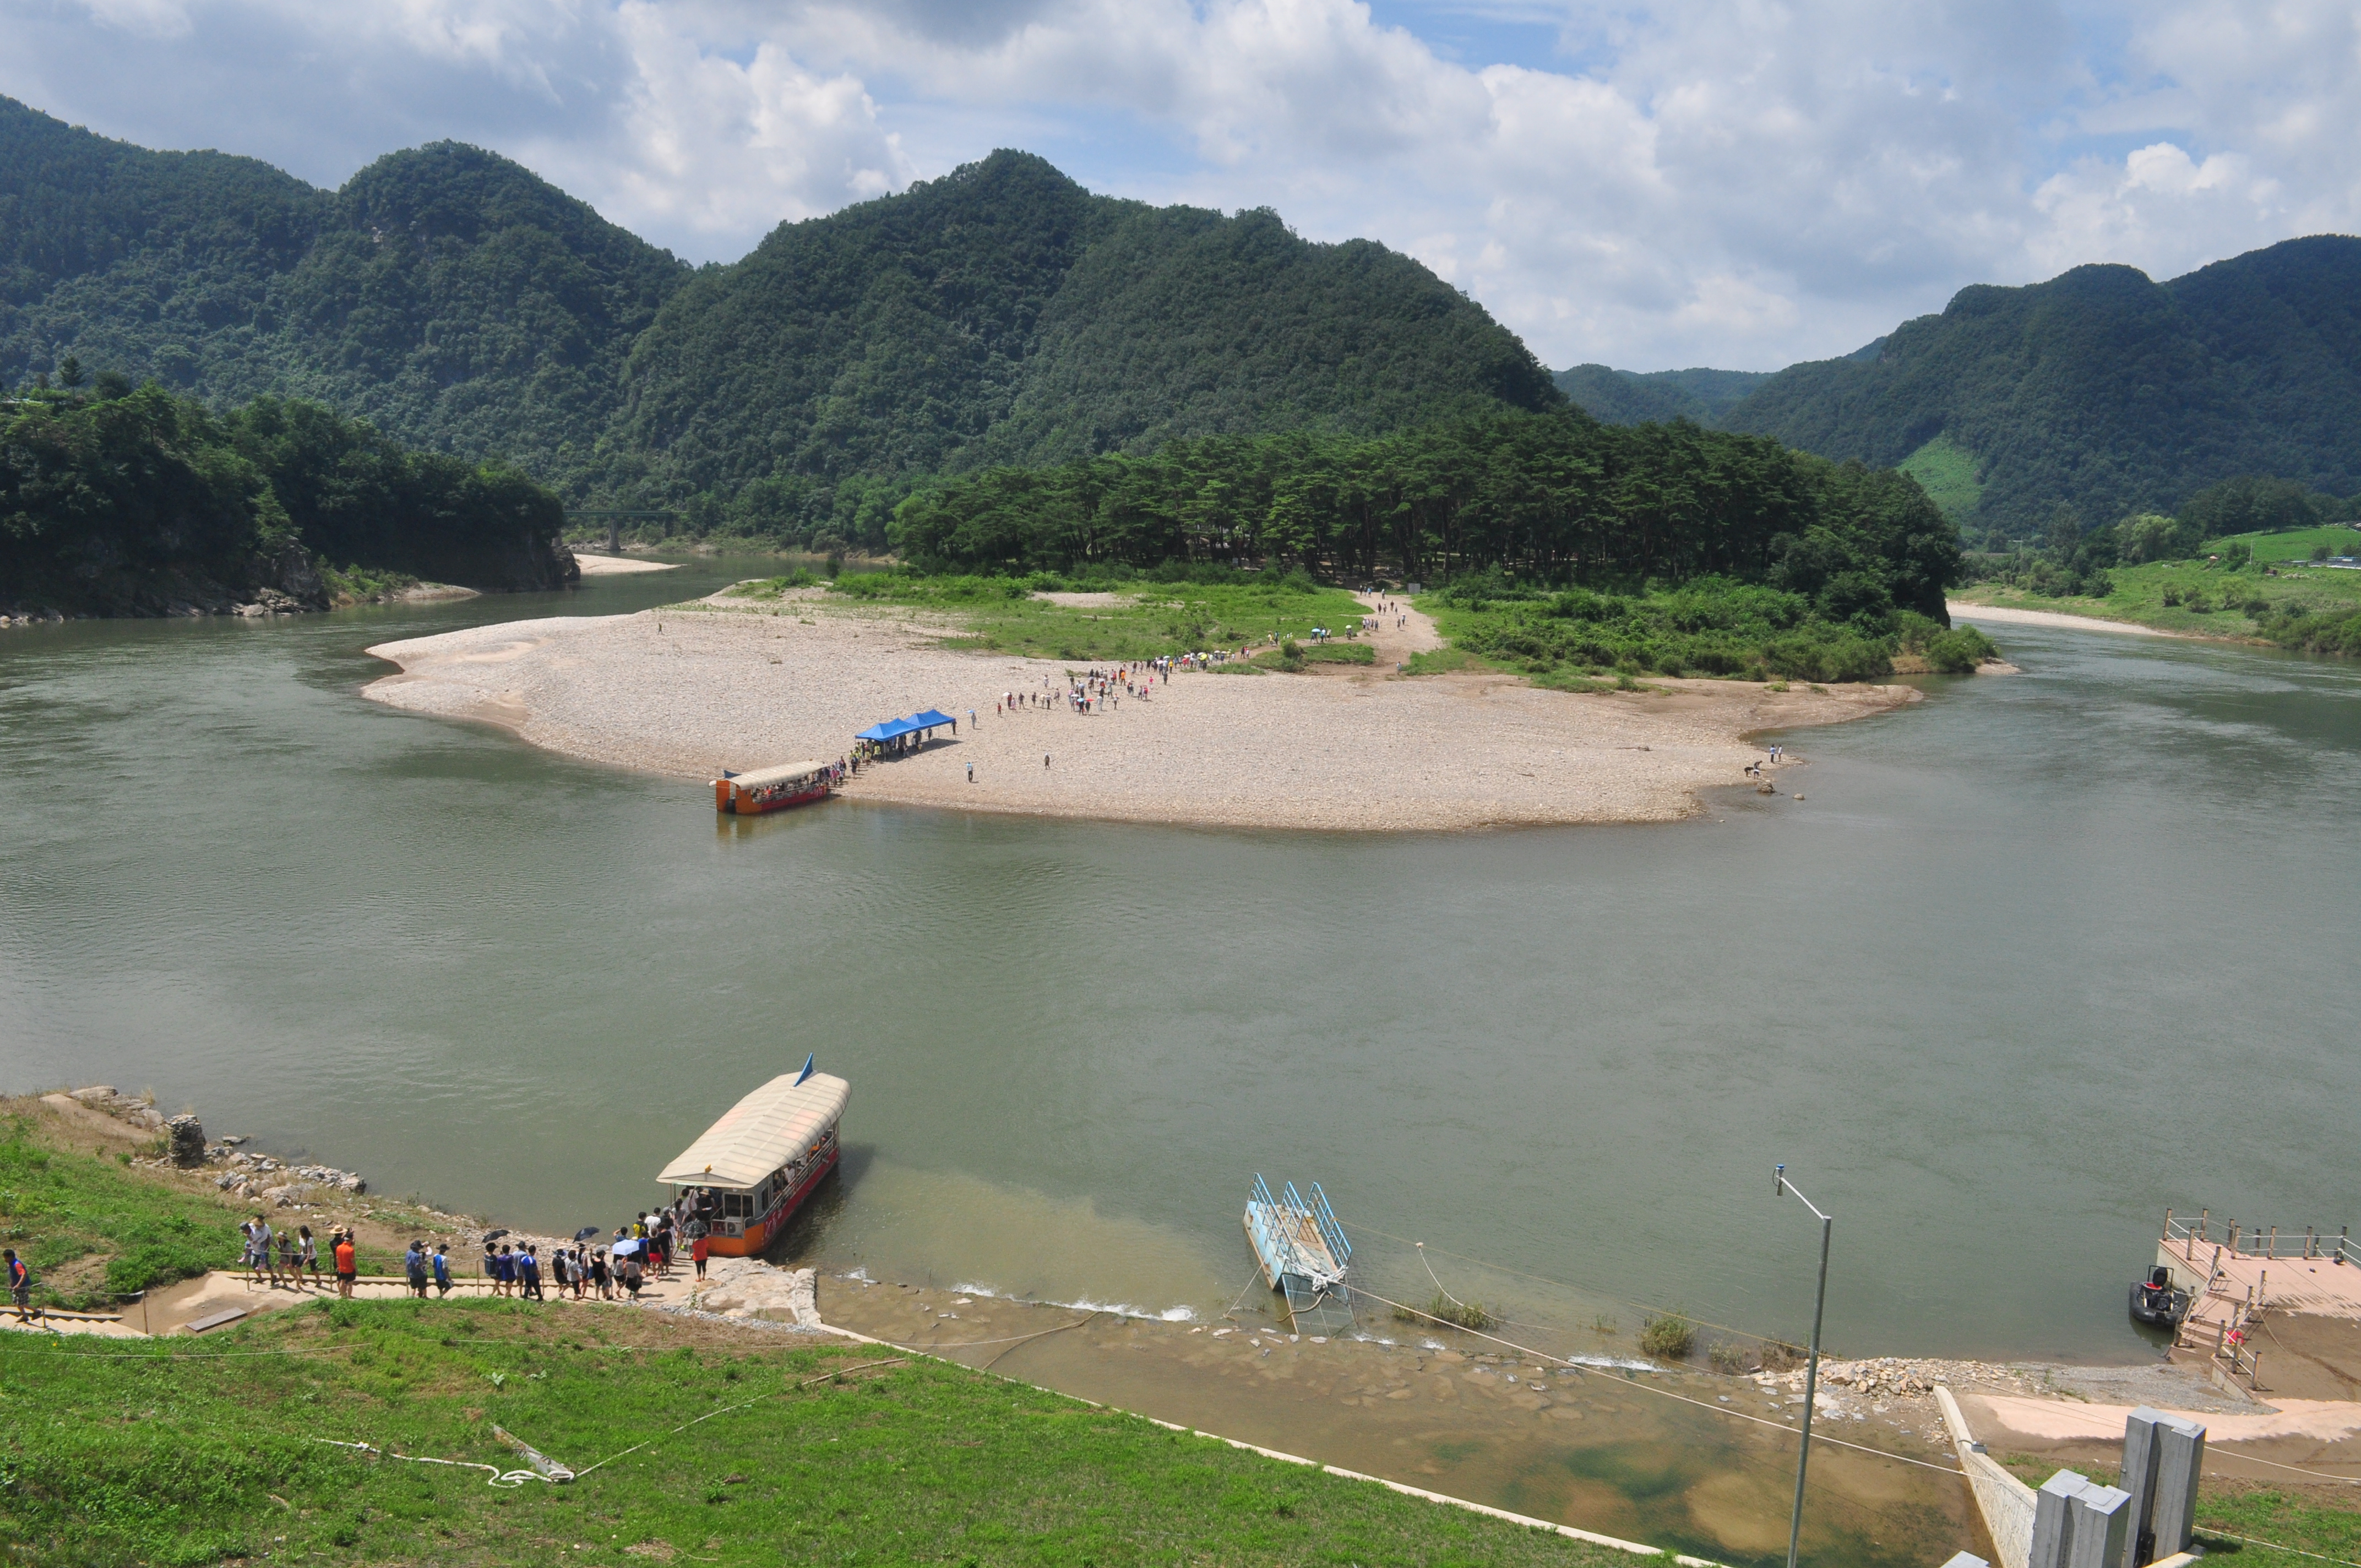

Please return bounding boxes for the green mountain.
[3,100,1560,551]
[1553,364,1770,426]
[0,98,692,488]
[1716,237,2361,535]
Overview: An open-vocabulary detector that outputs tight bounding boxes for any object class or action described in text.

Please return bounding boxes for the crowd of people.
[999,662,1169,719]
[232,1193,717,1308]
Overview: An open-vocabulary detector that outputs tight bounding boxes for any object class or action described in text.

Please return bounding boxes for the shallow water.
[3,579,2357,1378]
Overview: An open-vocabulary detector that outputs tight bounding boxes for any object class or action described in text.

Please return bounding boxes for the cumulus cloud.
[2,0,2354,369]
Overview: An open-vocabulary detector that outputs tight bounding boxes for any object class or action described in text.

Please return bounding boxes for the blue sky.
[4,0,2353,372]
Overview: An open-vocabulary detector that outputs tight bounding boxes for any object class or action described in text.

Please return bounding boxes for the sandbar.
[570,553,682,576]
[362,590,1918,832]
[1947,601,2179,636]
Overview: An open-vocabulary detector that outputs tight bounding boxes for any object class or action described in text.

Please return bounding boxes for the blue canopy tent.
[854,711,956,749]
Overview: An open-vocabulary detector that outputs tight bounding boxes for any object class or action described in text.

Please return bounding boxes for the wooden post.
[2268,1226,2277,1256]
[2200,1210,2210,1246]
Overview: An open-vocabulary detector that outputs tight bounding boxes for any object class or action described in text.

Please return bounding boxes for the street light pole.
[1775,1163,1834,1568]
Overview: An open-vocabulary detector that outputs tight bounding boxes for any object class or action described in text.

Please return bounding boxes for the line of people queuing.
[240,1213,363,1298]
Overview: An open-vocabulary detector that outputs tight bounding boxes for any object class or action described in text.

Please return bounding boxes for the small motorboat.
[2130,1265,2190,1327]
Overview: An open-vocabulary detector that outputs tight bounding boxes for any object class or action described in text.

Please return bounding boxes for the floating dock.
[1244,1175,1352,1333]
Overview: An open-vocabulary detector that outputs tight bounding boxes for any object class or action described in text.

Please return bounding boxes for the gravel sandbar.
[363,595,1917,831]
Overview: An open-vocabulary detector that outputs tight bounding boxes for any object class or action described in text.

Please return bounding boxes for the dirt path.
[1353,592,1443,669]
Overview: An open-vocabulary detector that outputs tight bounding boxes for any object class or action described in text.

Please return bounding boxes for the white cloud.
[73,0,192,39]
[521,2,912,241]
[3,0,2357,371]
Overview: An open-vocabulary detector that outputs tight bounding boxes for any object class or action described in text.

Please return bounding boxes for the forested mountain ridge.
[1714,236,2361,535]
[2,101,1562,549]
[1,99,691,486]
[1553,364,1770,426]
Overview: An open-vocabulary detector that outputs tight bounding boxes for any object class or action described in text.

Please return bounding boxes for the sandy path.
[1353,592,1443,669]
[363,596,1915,832]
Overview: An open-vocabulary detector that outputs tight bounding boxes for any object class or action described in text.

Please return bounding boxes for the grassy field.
[2,1303,1641,1567]
[1955,525,2361,641]
[0,1107,1626,1566]
[718,571,1374,666]
[1897,436,1983,520]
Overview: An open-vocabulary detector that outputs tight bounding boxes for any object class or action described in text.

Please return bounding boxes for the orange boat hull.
[706,1143,838,1257]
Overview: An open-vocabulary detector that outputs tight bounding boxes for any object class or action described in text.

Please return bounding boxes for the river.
[3,567,2355,1374]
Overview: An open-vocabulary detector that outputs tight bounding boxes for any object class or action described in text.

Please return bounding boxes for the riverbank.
[13,1088,2358,1568]
[360,589,1918,832]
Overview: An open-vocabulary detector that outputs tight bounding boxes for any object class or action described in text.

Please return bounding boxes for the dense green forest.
[3,100,1559,549]
[1715,237,2361,536]
[0,377,571,616]
[1553,364,1771,426]
[884,408,1963,679]
[891,409,1957,610]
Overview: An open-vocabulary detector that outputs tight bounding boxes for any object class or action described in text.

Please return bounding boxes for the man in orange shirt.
[333,1231,357,1299]
[690,1230,709,1281]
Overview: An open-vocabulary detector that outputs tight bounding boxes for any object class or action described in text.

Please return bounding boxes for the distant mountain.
[1553,365,1770,426]
[1717,237,2361,534]
[2,100,1561,548]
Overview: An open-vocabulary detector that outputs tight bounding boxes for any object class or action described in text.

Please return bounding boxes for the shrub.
[1707,1341,1753,1374]
[1639,1312,1695,1362]
[1393,1293,1495,1331]
[1923,625,1997,673]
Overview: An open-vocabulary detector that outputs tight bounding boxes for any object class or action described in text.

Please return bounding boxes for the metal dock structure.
[1244,1175,1353,1334]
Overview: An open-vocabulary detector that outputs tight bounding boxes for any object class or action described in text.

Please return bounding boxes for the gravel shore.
[362,590,1919,832]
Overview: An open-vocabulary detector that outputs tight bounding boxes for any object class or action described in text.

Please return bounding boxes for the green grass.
[0,1299,1629,1567]
[725,571,1375,665]
[2218,524,2361,565]
[0,1114,247,1305]
[1897,435,1983,521]
[2191,1483,2361,1568]
[1250,640,1376,671]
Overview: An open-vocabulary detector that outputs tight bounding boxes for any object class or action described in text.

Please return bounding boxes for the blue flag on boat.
[795,1053,815,1086]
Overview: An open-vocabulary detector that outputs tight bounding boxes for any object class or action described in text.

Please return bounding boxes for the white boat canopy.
[657,1071,850,1191]
[723,760,832,791]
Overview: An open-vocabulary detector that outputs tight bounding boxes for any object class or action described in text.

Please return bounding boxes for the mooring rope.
[308,1438,548,1490]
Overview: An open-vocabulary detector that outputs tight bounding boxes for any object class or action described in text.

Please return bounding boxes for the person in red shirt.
[690,1231,709,1281]
[333,1232,357,1299]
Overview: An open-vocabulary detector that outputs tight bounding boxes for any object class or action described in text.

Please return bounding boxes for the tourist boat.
[1243,1175,1353,1333]
[712,760,833,815]
[2129,1265,2191,1328]
[657,1057,848,1256]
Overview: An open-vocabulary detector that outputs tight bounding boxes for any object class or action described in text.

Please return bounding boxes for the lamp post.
[1774,1163,1834,1568]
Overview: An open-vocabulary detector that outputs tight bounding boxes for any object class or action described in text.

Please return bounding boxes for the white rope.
[309,1438,548,1489]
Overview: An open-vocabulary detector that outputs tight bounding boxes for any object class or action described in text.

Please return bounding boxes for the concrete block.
[2032,1471,2092,1568]
[2120,1407,2168,1568]
[1940,1555,1993,1568]
[2067,1484,2132,1568]
[2153,1419,2207,1560]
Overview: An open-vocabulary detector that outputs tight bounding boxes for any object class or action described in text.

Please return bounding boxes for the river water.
[4,569,2356,1376]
